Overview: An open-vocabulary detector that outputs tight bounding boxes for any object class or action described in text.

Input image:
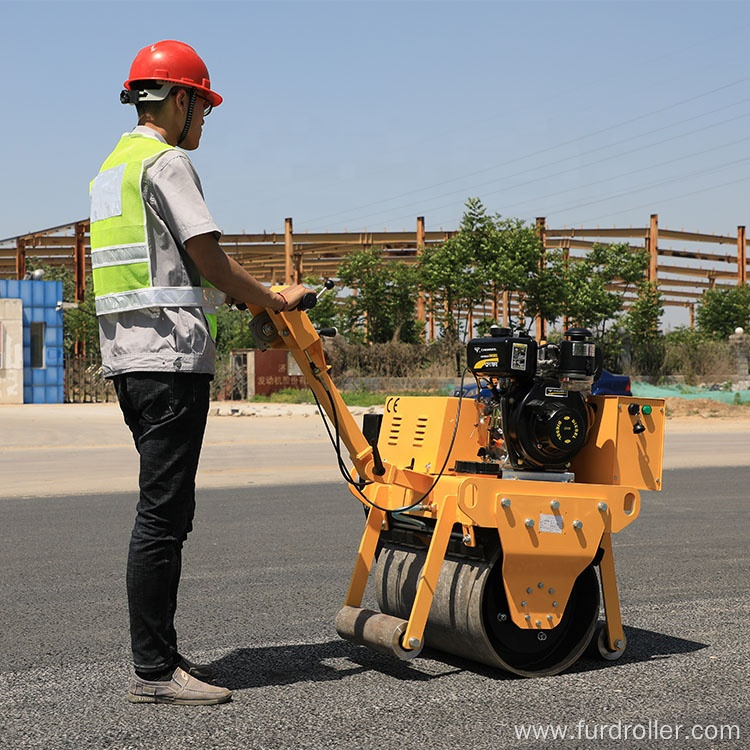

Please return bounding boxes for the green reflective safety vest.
[89,132,224,339]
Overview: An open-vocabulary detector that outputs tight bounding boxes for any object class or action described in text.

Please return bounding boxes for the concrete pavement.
[0,401,748,499]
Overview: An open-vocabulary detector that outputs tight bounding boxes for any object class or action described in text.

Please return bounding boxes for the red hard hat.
[124,40,222,107]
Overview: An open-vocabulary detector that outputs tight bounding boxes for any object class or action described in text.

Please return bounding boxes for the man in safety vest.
[90,40,308,706]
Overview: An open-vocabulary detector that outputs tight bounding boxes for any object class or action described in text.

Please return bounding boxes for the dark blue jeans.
[113,372,211,673]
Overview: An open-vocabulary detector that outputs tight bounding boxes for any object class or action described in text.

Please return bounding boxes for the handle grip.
[297,292,318,311]
[235,281,331,312]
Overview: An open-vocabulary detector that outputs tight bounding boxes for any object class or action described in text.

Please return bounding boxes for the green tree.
[562,243,649,334]
[420,199,566,338]
[418,237,476,341]
[64,292,100,357]
[337,247,421,344]
[696,284,750,338]
[215,305,255,356]
[418,199,487,341]
[492,221,565,330]
[624,280,663,374]
[477,213,535,326]
[304,276,339,331]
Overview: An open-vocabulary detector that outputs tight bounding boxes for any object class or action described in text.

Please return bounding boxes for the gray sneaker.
[127,667,232,705]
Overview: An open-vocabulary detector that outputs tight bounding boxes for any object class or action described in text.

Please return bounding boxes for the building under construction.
[1,213,746,332]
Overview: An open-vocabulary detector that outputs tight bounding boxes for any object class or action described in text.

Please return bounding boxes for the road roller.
[247,291,665,677]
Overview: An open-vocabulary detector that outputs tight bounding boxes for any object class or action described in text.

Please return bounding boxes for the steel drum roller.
[375,542,600,677]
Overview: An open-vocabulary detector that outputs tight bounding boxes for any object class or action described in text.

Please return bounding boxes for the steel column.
[535,217,547,340]
[648,213,659,282]
[416,215,425,323]
[74,221,87,302]
[15,238,25,279]
[738,225,746,285]
[284,217,294,286]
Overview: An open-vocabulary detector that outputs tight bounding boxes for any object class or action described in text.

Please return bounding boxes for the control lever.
[299,279,335,311]
[362,413,385,476]
[297,279,336,315]
[368,437,386,476]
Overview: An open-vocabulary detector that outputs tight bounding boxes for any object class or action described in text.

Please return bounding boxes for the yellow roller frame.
[247,295,663,657]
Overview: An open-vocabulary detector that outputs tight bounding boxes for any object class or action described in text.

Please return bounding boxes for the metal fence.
[64,353,116,403]
[211,352,248,401]
[64,352,249,404]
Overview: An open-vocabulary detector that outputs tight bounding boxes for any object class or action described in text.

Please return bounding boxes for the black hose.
[311,367,471,515]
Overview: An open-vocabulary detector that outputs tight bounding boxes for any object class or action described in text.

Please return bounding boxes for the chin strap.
[177,90,198,146]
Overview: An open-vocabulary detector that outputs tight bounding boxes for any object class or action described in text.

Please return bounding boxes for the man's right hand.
[271,283,310,312]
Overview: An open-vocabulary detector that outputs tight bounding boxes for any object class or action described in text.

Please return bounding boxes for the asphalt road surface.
[0,467,747,749]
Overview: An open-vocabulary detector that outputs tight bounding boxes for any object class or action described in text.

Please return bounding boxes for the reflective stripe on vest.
[90,132,223,338]
[94,286,227,315]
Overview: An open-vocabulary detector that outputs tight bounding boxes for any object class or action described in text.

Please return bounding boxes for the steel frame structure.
[2,213,747,332]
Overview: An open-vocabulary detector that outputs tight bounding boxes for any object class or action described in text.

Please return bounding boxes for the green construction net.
[631,381,750,404]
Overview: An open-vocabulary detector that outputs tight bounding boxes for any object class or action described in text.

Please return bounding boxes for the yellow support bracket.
[598,532,626,651]
[344,497,387,608]
[402,493,458,649]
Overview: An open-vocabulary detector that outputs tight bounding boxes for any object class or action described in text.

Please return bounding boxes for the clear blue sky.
[3,0,750,243]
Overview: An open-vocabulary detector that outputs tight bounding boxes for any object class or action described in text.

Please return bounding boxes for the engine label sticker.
[545,387,567,398]
[510,342,528,370]
[474,356,499,370]
[539,513,564,533]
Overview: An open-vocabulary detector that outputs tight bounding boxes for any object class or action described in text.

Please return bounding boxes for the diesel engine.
[465,327,602,473]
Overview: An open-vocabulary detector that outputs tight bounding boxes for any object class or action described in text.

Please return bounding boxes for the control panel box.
[571,396,665,490]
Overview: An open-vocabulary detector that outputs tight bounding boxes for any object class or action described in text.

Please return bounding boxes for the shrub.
[322,337,462,379]
[662,328,733,384]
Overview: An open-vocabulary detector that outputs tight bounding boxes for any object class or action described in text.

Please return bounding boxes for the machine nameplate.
[538,514,563,534]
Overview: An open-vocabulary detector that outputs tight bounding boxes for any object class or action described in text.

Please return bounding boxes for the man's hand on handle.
[269,283,309,312]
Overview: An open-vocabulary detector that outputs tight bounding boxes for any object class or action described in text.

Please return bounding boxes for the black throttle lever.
[368,437,386,476]
[299,279,335,311]
[296,278,338,311]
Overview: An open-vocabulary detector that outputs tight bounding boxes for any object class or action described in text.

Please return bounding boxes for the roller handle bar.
[234,292,316,312]
[298,292,318,311]
[237,280,331,312]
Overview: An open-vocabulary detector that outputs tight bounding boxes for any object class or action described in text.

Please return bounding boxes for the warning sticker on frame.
[539,514,564,534]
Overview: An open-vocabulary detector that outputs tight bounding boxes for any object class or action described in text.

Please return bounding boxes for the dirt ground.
[665,396,750,420]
